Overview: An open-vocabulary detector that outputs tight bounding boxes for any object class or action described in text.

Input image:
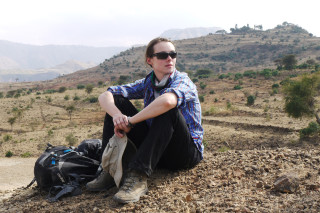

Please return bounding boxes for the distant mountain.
[0,60,97,82]
[0,40,128,70]
[160,27,223,40]
[0,40,128,82]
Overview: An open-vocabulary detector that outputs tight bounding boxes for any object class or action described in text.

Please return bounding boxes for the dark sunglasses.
[152,51,177,60]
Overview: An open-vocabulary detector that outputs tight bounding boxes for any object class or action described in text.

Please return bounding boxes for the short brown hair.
[145,37,174,67]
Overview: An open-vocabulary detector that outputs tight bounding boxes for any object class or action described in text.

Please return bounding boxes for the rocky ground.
[1,120,319,212]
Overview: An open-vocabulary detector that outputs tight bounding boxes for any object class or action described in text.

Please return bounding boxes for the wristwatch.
[127,116,135,128]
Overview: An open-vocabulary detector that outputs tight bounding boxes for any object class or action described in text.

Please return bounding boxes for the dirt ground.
[0,158,36,202]
[1,76,320,212]
[1,118,320,212]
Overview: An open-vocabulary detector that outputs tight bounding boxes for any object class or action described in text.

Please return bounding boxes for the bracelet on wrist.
[127,116,135,128]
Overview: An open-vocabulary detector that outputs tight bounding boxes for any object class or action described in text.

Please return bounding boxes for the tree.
[58,87,67,93]
[85,84,94,94]
[283,73,320,125]
[8,117,16,131]
[66,105,76,121]
[282,55,297,70]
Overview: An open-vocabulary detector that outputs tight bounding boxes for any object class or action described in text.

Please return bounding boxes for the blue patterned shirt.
[107,70,204,158]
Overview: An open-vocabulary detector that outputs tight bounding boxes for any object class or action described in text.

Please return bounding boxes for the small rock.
[274,174,299,193]
[306,184,319,191]
[185,194,192,202]
[264,184,272,189]
[256,182,263,188]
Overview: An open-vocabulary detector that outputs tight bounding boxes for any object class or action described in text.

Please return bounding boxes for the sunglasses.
[152,51,177,60]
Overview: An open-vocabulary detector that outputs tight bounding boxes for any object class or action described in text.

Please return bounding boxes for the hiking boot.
[113,170,148,203]
[86,170,115,191]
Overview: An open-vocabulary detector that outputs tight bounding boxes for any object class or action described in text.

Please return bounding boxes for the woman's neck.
[154,70,174,82]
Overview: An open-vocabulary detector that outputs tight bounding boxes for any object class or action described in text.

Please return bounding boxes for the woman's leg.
[101,95,148,158]
[128,107,202,176]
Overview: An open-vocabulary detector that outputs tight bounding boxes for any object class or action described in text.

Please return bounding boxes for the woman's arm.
[129,92,177,125]
[99,91,130,137]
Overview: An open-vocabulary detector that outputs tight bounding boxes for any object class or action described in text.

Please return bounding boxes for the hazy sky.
[0,0,318,47]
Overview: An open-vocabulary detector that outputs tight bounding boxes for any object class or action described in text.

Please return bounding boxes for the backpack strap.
[25,177,36,189]
[47,173,83,202]
[47,184,82,202]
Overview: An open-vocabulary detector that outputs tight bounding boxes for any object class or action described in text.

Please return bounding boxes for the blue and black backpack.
[31,139,102,202]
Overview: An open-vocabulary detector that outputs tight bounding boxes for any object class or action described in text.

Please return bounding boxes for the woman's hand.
[112,113,129,129]
[114,125,131,138]
[113,113,131,138]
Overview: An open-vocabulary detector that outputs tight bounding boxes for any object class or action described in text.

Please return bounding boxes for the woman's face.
[147,41,176,80]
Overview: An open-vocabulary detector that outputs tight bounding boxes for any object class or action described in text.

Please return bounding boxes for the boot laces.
[122,173,140,192]
[96,170,106,181]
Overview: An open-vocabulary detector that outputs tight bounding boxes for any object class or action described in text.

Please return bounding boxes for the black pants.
[101,95,202,176]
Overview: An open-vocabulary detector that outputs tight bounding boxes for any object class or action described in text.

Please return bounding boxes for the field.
[0,70,320,212]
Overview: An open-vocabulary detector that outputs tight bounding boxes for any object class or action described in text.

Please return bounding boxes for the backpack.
[32,140,101,202]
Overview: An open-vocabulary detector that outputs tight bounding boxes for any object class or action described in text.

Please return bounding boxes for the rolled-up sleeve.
[162,74,196,108]
[107,78,145,99]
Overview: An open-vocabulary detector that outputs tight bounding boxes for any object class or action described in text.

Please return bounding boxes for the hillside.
[33,23,318,90]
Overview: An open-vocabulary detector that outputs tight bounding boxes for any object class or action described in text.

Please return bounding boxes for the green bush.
[195,69,212,77]
[73,94,80,101]
[218,146,230,152]
[6,90,16,98]
[59,87,67,93]
[199,95,205,103]
[200,82,207,90]
[48,129,54,136]
[271,88,278,95]
[300,122,320,138]
[46,96,52,103]
[43,89,57,94]
[234,85,242,90]
[5,151,13,157]
[66,133,77,146]
[243,70,257,78]
[88,96,98,103]
[14,93,21,98]
[259,69,272,79]
[85,84,94,94]
[226,101,232,110]
[21,152,32,158]
[77,84,85,89]
[64,95,70,100]
[218,74,228,79]
[98,81,104,86]
[247,95,255,106]
[234,73,243,80]
[3,134,12,142]
[209,90,215,94]
[203,106,215,116]
[192,78,199,83]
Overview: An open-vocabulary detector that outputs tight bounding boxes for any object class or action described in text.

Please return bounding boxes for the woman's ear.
[146,57,153,67]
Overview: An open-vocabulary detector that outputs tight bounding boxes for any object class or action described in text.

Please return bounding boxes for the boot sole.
[86,183,115,192]
[113,187,148,204]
